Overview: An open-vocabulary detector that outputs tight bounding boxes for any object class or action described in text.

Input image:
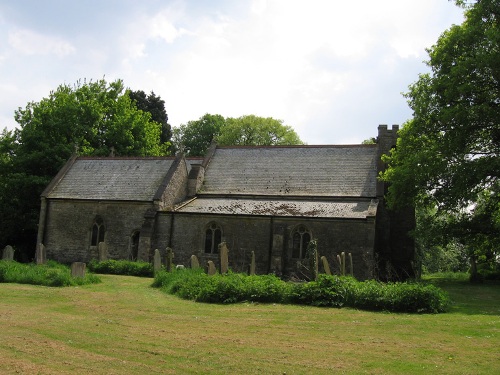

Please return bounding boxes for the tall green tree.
[128,90,172,144]
[172,113,226,156]
[0,78,167,260]
[173,114,303,156]
[218,115,303,147]
[381,0,500,272]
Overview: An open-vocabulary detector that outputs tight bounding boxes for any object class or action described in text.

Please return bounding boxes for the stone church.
[36,125,415,279]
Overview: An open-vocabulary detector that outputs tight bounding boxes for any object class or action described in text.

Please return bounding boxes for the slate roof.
[174,197,378,219]
[200,145,378,197]
[46,157,177,201]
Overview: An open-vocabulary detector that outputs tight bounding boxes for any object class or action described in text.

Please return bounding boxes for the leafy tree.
[0,78,167,260]
[172,113,226,156]
[381,0,499,274]
[218,115,303,147]
[128,90,172,144]
[173,114,303,156]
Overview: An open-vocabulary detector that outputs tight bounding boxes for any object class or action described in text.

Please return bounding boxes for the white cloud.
[0,0,465,142]
[8,29,76,57]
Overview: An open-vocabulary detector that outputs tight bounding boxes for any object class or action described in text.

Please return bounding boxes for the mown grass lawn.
[0,274,498,374]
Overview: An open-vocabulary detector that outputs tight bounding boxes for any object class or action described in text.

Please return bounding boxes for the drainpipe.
[36,197,48,251]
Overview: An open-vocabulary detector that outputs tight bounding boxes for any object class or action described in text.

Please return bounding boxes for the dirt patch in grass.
[1,275,499,374]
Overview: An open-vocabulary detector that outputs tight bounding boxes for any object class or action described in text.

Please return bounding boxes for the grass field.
[0,274,498,374]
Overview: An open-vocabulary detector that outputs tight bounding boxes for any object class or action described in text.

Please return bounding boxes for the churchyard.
[0,272,498,374]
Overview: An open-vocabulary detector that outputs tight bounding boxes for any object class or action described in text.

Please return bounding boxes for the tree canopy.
[173,114,303,156]
[128,90,172,145]
[0,78,170,260]
[381,0,499,270]
[172,113,226,156]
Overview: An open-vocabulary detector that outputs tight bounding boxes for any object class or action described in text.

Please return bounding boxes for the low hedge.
[153,270,450,314]
[88,259,154,277]
[0,260,101,287]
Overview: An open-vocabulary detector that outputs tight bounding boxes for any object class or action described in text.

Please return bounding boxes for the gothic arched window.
[91,217,106,246]
[291,225,311,259]
[205,222,222,254]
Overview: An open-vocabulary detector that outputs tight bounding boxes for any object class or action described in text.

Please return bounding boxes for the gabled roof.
[45,157,177,201]
[200,145,378,198]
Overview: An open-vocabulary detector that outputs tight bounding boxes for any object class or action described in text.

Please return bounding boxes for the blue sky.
[0,0,464,144]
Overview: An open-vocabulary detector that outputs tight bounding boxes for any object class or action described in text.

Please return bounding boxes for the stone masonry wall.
[153,212,376,279]
[44,199,153,263]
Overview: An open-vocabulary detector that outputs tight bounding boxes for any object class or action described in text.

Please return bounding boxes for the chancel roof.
[174,197,378,219]
[46,157,176,201]
[201,145,378,198]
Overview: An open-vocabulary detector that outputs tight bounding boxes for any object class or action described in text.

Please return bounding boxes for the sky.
[0,0,465,144]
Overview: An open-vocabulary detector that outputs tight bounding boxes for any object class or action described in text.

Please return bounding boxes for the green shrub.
[88,259,154,277]
[0,260,101,287]
[153,270,289,304]
[152,271,450,313]
[290,275,354,307]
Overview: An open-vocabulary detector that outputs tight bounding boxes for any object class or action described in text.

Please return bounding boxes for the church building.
[36,125,415,279]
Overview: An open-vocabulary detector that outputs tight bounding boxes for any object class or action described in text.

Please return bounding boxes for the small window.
[91,217,105,246]
[291,225,311,259]
[205,222,222,254]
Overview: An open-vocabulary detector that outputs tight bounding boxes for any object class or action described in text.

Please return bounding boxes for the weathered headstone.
[249,251,256,275]
[98,242,108,261]
[153,249,162,273]
[165,247,174,272]
[308,240,318,281]
[207,260,216,276]
[341,252,346,276]
[2,245,14,261]
[71,262,86,278]
[219,242,229,274]
[36,243,46,265]
[348,253,353,276]
[321,255,331,275]
[190,255,200,269]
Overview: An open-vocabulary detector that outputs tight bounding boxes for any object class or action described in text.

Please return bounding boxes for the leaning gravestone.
[219,242,229,274]
[98,242,108,261]
[36,243,46,265]
[153,249,162,273]
[321,256,332,275]
[207,260,216,276]
[71,262,86,278]
[2,245,14,261]
[190,255,200,269]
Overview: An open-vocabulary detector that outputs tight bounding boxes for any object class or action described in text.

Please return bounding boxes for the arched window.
[291,225,311,259]
[205,222,222,254]
[91,217,106,246]
[130,230,140,261]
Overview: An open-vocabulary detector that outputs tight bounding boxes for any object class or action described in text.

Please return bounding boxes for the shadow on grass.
[424,274,500,316]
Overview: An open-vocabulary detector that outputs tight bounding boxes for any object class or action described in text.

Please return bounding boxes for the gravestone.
[348,253,353,276]
[207,260,216,276]
[218,242,229,274]
[153,249,162,273]
[165,247,174,272]
[98,242,108,261]
[2,245,14,261]
[321,256,332,275]
[249,251,256,276]
[36,243,46,265]
[190,255,200,269]
[71,262,86,278]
